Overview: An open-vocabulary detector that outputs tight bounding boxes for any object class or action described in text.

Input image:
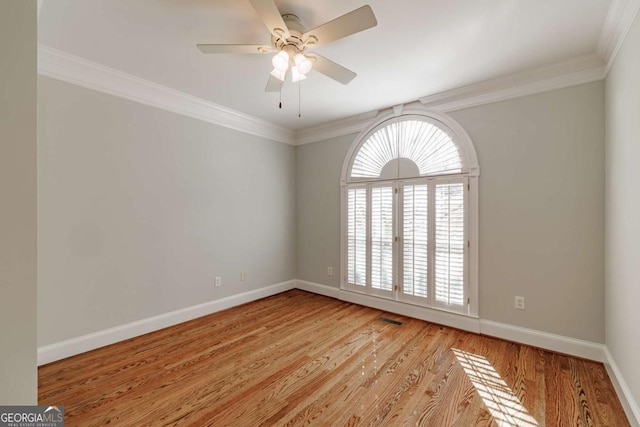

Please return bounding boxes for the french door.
[344,176,468,314]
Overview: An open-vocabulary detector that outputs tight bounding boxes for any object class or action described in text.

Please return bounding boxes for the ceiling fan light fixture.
[291,66,307,83]
[294,53,312,75]
[270,68,286,82]
[272,51,290,72]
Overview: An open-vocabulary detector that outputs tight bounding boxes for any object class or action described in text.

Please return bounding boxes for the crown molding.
[37,45,295,145]
[294,110,379,145]
[597,0,640,74]
[419,53,605,112]
[296,54,605,145]
[38,44,612,147]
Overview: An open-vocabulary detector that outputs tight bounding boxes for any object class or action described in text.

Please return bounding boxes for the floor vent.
[377,316,403,326]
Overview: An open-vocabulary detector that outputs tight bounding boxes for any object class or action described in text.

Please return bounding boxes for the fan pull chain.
[279,80,282,109]
[298,81,301,118]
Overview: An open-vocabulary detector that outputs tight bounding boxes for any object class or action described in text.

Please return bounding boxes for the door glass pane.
[403,184,428,298]
[347,188,367,286]
[371,187,393,291]
[435,183,465,305]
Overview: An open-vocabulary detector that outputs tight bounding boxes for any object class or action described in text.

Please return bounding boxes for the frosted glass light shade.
[294,54,312,74]
[291,66,306,82]
[270,68,286,81]
[272,51,289,72]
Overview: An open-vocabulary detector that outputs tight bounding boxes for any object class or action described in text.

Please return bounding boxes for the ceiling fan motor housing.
[271,14,314,55]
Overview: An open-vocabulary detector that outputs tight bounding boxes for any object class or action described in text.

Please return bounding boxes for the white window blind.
[347,187,367,286]
[402,184,429,298]
[435,182,465,306]
[371,186,393,291]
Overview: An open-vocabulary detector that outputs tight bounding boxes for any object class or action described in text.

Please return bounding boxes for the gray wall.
[451,82,605,342]
[296,134,355,286]
[0,1,37,404]
[38,77,296,346]
[605,11,640,409]
[296,81,605,343]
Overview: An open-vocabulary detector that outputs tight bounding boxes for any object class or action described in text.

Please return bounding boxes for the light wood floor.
[39,290,629,426]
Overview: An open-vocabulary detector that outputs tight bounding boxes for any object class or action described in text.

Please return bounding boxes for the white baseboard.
[38,280,296,366]
[604,347,640,427]
[296,280,481,333]
[296,280,340,298]
[295,280,606,362]
[479,320,606,362]
[40,279,608,365]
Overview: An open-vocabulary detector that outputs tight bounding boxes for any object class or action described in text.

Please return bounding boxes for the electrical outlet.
[240,272,247,282]
[327,267,333,276]
[515,296,525,310]
[215,276,221,287]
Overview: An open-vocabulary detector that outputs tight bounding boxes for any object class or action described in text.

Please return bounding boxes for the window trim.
[340,108,480,318]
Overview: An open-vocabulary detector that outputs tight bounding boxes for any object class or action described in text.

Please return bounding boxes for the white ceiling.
[38,0,612,131]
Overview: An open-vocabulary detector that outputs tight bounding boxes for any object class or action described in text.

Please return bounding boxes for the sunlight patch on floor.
[453,348,539,427]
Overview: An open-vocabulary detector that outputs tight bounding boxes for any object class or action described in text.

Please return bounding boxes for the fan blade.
[197,44,273,54]
[265,75,282,92]
[307,54,356,85]
[303,5,377,47]
[249,0,291,39]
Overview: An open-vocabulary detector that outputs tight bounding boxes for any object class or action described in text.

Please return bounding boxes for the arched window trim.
[341,108,480,186]
[339,107,480,320]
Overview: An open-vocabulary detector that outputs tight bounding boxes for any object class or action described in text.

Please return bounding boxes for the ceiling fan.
[197,0,377,92]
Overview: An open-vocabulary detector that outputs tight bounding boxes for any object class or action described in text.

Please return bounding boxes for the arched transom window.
[350,119,465,180]
[341,113,479,317]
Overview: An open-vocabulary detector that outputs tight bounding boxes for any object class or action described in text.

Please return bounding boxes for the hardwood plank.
[38,290,631,426]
